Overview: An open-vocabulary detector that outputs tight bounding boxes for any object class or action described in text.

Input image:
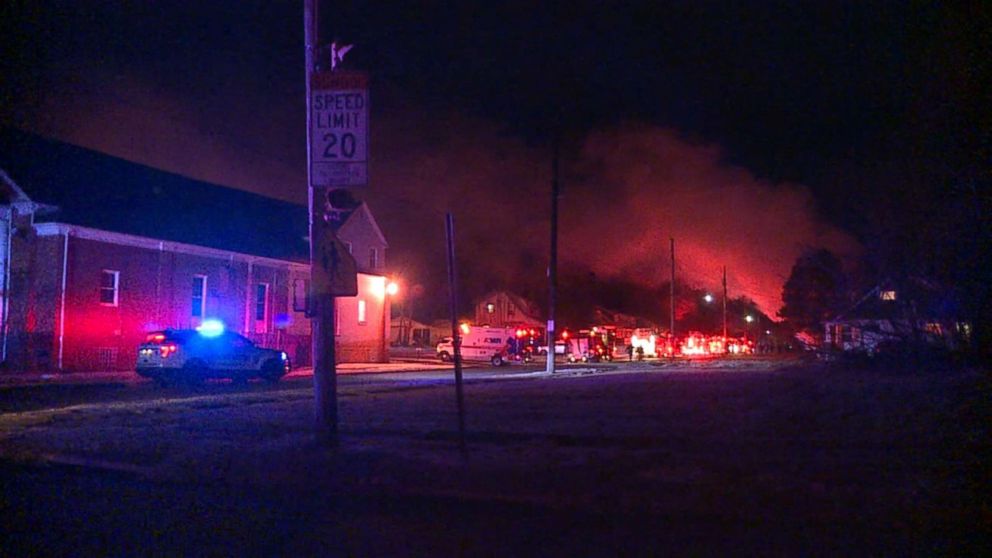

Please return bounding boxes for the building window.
[192,275,206,318]
[368,248,378,270]
[486,302,495,314]
[292,278,309,313]
[344,241,353,254]
[100,270,119,306]
[880,290,897,300]
[358,299,367,325]
[255,283,270,332]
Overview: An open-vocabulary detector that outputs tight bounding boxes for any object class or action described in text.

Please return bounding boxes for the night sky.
[1,1,986,320]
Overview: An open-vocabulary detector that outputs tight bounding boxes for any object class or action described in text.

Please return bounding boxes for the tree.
[778,249,847,330]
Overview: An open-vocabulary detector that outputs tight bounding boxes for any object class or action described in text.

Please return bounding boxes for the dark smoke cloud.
[559,125,860,314]
[15,74,858,318]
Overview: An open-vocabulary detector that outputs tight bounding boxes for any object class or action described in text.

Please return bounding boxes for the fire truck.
[562,328,614,363]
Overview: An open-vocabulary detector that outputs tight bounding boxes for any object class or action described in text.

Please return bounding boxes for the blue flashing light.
[280,351,288,361]
[196,319,226,337]
[273,313,291,328]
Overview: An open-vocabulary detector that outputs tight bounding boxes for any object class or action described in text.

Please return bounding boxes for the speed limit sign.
[310,71,368,187]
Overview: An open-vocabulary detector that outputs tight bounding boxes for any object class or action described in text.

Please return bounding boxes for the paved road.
[0,360,619,414]
[0,359,986,555]
[2,458,693,556]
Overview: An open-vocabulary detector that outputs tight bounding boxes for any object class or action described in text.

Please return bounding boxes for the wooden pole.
[546,136,559,374]
[722,265,728,341]
[670,237,676,344]
[446,213,467,455]
[306,0,338,445]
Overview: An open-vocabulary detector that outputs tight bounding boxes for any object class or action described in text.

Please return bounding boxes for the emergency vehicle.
[136,320,290,386]
[435,325,531,366]
[562,329,613,363]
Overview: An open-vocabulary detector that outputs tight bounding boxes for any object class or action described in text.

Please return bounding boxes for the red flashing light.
[516,329,526,337]
[147,333,166,343]
[561,330,570,339]
[159,344,178,358]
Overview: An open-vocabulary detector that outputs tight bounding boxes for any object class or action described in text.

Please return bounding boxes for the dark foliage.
[779,249,847,329]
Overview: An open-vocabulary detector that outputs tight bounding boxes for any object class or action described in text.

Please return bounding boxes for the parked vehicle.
[136,321,290,385]
[435,325,531,366]
[564,335,612,363]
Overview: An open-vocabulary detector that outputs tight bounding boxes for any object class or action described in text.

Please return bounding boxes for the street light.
[703,293,714,303]
[745,314,754,340]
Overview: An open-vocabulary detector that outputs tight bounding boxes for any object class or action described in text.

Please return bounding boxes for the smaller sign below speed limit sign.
[310,71,368,187]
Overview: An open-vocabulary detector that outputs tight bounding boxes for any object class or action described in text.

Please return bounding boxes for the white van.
[436,326,520,366]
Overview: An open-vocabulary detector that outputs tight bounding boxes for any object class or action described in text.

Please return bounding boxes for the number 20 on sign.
[310,71,369,187]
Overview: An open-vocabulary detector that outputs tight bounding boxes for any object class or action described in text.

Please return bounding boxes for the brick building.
[0,128,390,372]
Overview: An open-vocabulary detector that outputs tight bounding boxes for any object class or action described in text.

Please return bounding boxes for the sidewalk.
[0,360,456,387]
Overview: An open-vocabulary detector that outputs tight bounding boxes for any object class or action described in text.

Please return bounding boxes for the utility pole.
[546,134,560,374]
[445,214,467,455]
[306,0,338,445]
[669,237,675,344]
[722,265,728,341]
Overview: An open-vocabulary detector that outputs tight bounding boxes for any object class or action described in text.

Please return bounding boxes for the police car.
[136,320,290,385]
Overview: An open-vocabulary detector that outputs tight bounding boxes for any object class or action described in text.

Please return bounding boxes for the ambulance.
[435,325,526,366]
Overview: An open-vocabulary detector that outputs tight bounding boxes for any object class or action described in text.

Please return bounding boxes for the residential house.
[0,128,391,372]
[473,291,544,331]
[824,279,970,354]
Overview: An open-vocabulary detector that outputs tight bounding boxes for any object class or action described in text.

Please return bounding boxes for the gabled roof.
[592,306,658,329]
[478,290,544,322]
[0,169,31,204]
[832,277,959,322]
[337,202,388,248]
[0,127,339,263]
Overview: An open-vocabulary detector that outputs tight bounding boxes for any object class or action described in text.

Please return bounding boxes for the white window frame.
[192,274,207,318]
[255,282,270,333]
[357,299,367,325]
[99,269,120,307]
[344,241,353,254]
[368,247,378,270]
